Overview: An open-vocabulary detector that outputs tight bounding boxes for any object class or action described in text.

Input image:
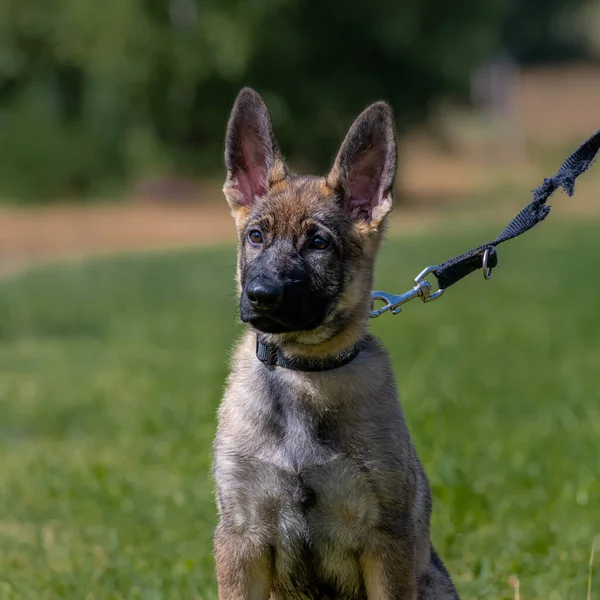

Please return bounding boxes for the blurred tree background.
[0,0,594,202]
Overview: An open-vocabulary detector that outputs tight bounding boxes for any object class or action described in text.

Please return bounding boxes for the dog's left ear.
[327,102,397,228]
[223,87,287,212]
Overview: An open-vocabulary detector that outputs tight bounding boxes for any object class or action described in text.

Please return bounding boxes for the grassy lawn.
[0,219,599,599]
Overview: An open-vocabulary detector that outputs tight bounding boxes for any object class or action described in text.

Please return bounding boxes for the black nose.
[246,277,284,311]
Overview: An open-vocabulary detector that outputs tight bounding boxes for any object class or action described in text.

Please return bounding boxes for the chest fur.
[217,401,380,597]
[220,453,378,598]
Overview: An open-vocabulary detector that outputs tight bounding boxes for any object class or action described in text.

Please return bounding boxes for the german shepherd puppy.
[213,87,460,599]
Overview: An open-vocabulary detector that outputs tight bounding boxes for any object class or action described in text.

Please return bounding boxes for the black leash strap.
[370,128,600,318]
[433,129,600,290]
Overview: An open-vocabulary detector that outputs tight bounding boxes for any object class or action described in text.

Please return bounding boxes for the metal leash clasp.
[370,266,446,318]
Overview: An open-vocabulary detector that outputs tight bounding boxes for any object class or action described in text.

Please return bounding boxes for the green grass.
[1,219,599,599]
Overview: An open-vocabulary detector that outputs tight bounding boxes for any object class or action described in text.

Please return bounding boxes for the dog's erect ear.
[223,87,286,211]
[327,102,397,227]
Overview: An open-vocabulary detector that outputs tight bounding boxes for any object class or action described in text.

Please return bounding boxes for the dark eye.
[248,230,264,245]
[310,235,330,250]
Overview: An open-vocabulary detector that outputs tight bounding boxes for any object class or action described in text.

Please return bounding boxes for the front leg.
[360,539,417,600]
[214,522,271,600]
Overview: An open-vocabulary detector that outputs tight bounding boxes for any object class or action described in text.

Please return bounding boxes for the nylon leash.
[370,128,600,318]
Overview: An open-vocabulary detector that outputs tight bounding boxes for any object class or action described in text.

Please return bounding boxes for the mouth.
[243,312,323,334]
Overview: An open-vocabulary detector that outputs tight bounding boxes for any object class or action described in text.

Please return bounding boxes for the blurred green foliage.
[502,0,592,63]
[0,0,591,201]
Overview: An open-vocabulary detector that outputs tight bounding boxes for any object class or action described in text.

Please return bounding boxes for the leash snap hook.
[370,288,422,318]
[482,248,494,280]
[369,266,445,318]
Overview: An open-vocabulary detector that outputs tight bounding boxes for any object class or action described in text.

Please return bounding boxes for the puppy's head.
[223,88,397,344]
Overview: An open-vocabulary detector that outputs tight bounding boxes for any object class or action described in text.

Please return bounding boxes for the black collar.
[256,337,363,372]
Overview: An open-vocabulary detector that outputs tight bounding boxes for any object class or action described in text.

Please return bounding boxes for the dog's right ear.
[223,88,286,213]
